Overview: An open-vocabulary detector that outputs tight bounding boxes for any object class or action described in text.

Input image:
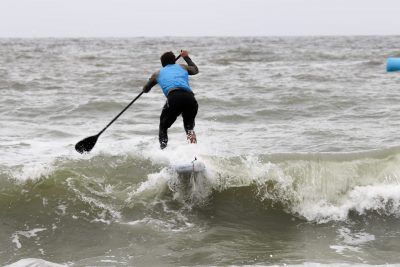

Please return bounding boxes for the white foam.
[4,258,66,267]
[129,167,174,199]
[330,227,375,255]
[128,159,215,207]
[11,228,47,249]
[123,211,195,233]
[140,139,211,167]
[124,148,400,222]
[56,204,67,215]
[13,162,55,182]
[66,178,122,221]
[297,184,400,222]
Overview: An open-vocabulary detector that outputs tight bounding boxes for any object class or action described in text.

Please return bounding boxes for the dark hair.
[160,51,176,67]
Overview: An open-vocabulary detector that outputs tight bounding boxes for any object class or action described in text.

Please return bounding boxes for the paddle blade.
[75,134,99,154]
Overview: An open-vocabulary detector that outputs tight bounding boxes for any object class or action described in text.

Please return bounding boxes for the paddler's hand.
[180,50,189,58]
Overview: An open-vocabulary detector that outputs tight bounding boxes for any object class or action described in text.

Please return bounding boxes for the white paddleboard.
[171,159,206,174]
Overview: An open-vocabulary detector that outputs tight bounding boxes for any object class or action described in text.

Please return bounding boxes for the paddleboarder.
[143,50,199,149]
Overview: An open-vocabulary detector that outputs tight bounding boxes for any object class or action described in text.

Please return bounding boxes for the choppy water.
[1,36,400,266]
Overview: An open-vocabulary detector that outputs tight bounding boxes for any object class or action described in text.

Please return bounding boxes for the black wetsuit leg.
[159,90,198,148]
[181,93,198,133]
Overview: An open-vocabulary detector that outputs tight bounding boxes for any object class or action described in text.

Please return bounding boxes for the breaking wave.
[2,146,400,226]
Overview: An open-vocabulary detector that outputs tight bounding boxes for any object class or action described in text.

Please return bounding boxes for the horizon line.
[0,34,399,39]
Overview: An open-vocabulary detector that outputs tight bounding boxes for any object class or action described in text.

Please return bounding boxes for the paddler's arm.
[143,71,159,93]
[179,50,199,75]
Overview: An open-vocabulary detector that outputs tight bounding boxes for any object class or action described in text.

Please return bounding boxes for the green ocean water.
[1,37,400,266]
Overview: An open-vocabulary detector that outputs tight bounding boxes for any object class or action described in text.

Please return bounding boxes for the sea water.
[1,37,400,266]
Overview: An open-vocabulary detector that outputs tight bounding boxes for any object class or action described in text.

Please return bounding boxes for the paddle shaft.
[97,54,181,136]
[97,91,143,136]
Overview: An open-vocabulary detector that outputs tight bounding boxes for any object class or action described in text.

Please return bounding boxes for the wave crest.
[2,148,400,224]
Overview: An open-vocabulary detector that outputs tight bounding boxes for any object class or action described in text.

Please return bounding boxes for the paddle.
[75,54,181,154]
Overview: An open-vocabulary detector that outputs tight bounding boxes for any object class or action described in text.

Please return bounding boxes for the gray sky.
[0,0,399,37]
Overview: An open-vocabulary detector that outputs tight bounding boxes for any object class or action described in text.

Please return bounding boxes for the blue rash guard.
[156,64,192,96]
[142,55,198,96]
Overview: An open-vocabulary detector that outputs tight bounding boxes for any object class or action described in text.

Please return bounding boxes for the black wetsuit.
[159,90,198,147]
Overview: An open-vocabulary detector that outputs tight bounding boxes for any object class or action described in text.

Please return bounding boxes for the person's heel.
[187,130,197,144]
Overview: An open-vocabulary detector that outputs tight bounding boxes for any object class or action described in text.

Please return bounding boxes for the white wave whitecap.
[297,184,400,223]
